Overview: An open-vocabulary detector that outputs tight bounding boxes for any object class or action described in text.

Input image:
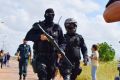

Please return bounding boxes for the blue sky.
[0,0,120,59]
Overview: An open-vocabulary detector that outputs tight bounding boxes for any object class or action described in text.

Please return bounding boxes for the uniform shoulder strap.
[54,22,63,31]
[76,33,83,39]
[64,34,71,43]
[32,21,43,30]
[19,44,23,47]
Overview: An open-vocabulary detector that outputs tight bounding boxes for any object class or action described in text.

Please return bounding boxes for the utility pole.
[2,35,7,51]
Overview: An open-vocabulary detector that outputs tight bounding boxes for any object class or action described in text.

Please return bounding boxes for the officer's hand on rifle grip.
[40,34,48,41]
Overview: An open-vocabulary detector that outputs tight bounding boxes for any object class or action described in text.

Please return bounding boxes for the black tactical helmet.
[45,8,54,14]
[64,18,77,28]
[64,18,77,34]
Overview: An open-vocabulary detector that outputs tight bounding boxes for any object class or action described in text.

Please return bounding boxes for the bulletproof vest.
[40,21,59,41]
[33,21,59,54]
[64,33,81,48]
[64,34,81,60]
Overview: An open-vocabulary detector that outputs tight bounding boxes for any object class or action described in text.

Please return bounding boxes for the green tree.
[98,42,115,61]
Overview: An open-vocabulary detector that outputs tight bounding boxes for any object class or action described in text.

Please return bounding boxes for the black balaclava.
[44,8,55,24]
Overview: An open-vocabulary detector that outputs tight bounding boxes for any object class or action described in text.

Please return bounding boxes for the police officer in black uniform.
[16,39,31,80]
[59,18,88,80]
[24,8,65,80]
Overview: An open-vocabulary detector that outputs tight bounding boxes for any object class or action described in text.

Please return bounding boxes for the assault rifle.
[37,24,73,67]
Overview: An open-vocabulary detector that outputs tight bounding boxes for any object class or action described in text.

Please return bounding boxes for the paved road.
[0,59,63,80]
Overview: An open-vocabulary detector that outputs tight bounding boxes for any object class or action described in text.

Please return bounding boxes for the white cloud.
[0,23,26,54]
[0,0,120,58]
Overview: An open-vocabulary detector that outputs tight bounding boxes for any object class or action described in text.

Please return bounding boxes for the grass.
[77,61,118,80]
[28,58,118,80]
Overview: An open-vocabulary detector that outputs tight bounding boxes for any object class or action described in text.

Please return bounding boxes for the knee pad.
[38,63,47,78]
[39,63,47,72]
[77,67,82,75]
[60,68,71,77]
[61,69,71,80]
[74,67,82,75]
[64,75,71,80]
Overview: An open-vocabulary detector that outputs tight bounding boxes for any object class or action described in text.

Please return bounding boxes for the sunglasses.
[66,26,76,30]
[66,23,77,28]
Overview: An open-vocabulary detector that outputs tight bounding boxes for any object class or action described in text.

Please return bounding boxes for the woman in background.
[90,44,99,80]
